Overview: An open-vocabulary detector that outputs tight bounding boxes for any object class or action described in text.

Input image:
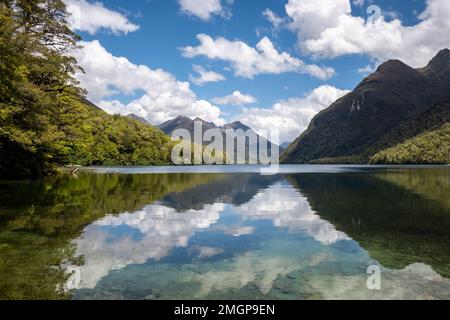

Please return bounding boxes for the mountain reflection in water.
[0,167,449,300]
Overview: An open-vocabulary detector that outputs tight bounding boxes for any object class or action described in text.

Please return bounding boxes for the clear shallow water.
[1,166,449,300]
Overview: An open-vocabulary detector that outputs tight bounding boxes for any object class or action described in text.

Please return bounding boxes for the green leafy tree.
[0,0,82,178]
[0,1,173,179]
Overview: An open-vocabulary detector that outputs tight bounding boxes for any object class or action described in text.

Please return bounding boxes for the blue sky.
[65,0,448,144]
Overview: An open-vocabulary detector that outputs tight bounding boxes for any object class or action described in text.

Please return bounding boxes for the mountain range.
[282,49,450,164]
[158,116,258,137]
[157,116,283,163]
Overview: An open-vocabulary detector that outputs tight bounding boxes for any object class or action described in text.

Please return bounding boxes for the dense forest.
[370,123,450,164]
[0,0,173,179]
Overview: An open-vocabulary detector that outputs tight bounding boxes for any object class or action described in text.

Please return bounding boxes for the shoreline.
[69,164,450,175]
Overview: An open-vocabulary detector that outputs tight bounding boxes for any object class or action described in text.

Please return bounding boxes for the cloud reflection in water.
[68,180,349,290]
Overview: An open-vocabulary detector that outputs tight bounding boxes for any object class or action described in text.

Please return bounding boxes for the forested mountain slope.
[0,1,173,179]
[282,49,450,164]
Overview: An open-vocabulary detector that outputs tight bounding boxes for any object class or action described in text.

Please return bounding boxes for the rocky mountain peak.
[223,121,251,131]
[374,59,420,79]
[426,48,450,69]
[419,48,450,85]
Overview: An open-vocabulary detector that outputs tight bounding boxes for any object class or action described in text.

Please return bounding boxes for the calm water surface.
[0,165,449,300]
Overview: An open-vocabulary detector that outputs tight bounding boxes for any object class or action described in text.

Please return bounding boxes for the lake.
[0,165,449,300]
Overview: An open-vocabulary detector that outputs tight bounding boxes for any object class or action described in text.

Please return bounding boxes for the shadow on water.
[161,174,279,211]
[288,168,450,278]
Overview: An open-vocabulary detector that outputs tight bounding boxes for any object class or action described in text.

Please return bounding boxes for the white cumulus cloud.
[181,34,335,80]
[236,182,350,245]
[212,91,257,106]
[64,0,139,35]
[72,40,223,125]
[263,8,288,30]
[189,65,226,86]
[286,0,450,67]
[178,0,231,21]
[235,85,349,144]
